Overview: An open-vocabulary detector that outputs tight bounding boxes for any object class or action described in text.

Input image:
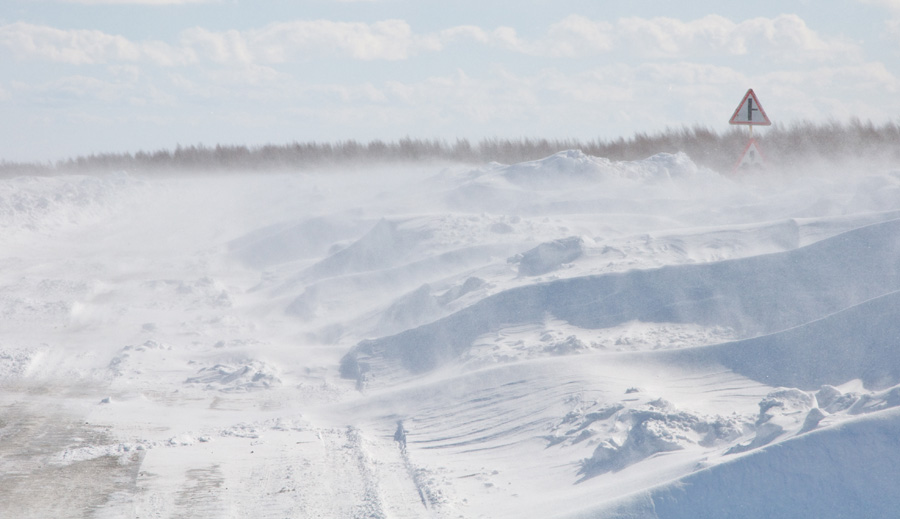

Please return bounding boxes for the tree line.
[2,119,898,176]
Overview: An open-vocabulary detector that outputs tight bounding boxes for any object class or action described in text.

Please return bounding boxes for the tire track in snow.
[340,423,438,519]
[172,465,226,519]
[344,426,389,519]
[395,422,444,512]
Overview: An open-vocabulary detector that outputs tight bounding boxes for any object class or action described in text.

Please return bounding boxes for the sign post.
[729,88,771,173]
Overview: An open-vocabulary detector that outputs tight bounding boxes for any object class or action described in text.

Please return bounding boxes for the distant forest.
[3,119,899,176]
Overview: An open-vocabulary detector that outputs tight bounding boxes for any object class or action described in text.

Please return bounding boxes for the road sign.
[733,138,766,172]
[729,89,771,126]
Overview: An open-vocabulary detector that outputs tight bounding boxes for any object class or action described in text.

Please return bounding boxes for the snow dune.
[586,408,900,519]
[699,289,900,390]
[342,217,900,383]
[3,150,900,518]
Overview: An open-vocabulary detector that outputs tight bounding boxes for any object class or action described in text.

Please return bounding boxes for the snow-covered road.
[3,152,900,518]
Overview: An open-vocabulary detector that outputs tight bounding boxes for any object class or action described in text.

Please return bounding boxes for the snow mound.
[370,277,489,336]
[229,216,367,269]
[460,320,734,368]
[590,409,900,519]
[285,214,523,287]
[137,277,235,311]
[184,360,281,392]
[341,218,900,382]
[692,289,900,390]
[0,278,100,325]
[567,390,815,480]
[725,388,816,454]
[0,345,46,379]
[0,173,141,236]
[376,284,441,336]
[274,213,523,331]
[577,398,706,478]
[443,150,715,214]
[302,218,433,279]
[510,236,585,276]
[499,150,702,189]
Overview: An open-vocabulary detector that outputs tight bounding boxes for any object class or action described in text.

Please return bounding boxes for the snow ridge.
[342,218,900,383]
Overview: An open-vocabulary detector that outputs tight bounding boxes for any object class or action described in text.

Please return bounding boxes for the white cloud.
[241,19,428,62]
[615,14,858,61]
[180,28,253,64]
[176,19,437,63]
[138,40,194,66]
[543,15,615,56]
[437,25,493,45]
[0,20,431,66]
[0,22,191,65]
[466,16,615,57]
[432,14,857,61]
[0,22,140,65]
[0,14,863,68]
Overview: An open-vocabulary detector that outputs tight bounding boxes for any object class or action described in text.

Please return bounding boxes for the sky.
[1,0,899,162]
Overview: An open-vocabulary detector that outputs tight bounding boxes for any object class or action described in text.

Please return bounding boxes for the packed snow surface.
[3,150,900,518]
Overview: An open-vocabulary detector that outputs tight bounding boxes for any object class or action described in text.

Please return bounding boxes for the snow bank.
[685,290,900,390]
[577,398,731,478]
[184,360,281,392]
[290,218,428,280]
[0,173,141,236]
[341,218,900,382]
[585,409,900,519]
[272,212,527,335]
[499,150,703,189]
[510,236,585,276]
[444,150,716,215]
[279,214,526,289]
[229,216,367,269]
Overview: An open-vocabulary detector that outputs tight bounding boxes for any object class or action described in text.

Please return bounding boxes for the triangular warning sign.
[733,138,766,172]
[729,89,771,126]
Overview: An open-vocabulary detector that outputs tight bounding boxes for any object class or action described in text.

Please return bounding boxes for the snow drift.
[4,150,900,519]
[341,217,900,383]
[583,409,900,519]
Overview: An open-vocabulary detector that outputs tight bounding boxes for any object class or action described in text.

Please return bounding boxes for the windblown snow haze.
[3,149,900,518]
